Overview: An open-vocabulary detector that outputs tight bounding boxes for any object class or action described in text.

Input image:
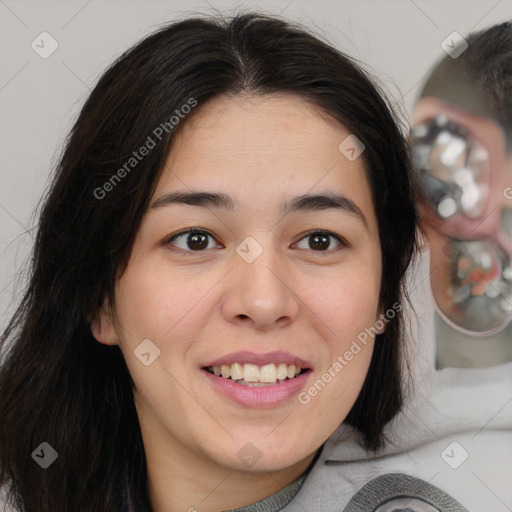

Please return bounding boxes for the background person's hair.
[420,21,512,151]
[0,12,417,512]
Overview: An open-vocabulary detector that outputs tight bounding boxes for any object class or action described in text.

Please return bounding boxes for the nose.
[221,241,300,330]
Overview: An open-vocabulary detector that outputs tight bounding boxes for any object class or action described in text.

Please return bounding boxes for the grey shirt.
[224,472,307,512]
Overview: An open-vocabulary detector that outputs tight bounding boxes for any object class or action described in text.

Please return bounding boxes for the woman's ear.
[375,310,387,335]
[90,297,118,346]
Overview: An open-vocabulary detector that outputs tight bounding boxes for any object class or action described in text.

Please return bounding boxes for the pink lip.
[203,351,312,369]
[201,368,312,407]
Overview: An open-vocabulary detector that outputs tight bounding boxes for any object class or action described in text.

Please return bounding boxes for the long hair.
[0,13,417,512]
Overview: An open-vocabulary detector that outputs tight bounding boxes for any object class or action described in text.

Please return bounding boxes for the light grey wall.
[1,0,511,331]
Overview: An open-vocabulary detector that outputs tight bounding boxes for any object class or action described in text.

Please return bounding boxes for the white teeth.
[209,362,304,383]
[259,364,277,383]
[243,364,260,382]
[276,363,288,380]
[231,363,243,380]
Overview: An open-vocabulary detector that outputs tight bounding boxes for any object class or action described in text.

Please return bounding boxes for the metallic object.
[410,115,512,335]
[435,237,512,335]
[410,115,489,220]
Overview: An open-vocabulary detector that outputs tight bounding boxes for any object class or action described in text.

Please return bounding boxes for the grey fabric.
[374,497,444,511]
[342,474,470,512]
[224,472,307,512]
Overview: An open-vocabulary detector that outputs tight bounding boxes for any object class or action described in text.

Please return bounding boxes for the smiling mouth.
[204,362,309,387]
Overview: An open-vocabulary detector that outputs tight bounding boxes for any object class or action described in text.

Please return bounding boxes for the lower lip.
[201,369,312,407]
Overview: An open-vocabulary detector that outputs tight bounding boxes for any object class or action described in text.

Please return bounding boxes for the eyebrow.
[151,190,367,227]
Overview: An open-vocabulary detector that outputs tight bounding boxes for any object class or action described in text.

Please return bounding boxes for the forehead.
[154,93,376,226]
[168,92,351,165]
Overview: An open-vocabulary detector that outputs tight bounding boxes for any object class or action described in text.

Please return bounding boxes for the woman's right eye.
[165,229,220,254]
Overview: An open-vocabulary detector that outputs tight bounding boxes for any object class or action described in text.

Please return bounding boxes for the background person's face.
[96,93,383,473]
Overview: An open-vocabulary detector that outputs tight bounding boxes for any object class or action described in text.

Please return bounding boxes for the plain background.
[1,0,511,331]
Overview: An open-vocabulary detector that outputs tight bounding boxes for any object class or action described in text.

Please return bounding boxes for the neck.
[147,452,313,512]
[135,399,317,512]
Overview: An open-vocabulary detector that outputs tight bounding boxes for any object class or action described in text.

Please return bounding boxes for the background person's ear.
[90,297,118,346]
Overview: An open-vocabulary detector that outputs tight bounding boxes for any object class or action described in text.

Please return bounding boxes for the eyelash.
[164,229,348,256]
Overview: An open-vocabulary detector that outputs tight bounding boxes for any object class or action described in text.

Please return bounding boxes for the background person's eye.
[294,231,346,252]
[165,229,221,254]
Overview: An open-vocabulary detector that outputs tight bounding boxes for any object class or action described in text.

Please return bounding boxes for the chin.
[227,453,306,473]
[213,435,314,473]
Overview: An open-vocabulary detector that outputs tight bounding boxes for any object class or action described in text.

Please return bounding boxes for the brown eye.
[166,229,219,253]
[308,233,331,251]
[186,232,209,250]
[294,231,345,252]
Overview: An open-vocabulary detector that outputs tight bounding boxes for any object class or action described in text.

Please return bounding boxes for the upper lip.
[203,351,313,369]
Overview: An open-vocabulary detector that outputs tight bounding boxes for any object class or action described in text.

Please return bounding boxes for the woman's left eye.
[164,229,346,255]
[293,231,346,252]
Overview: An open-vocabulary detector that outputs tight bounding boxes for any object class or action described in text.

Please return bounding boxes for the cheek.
[112,265,208,418]
[315,268,381,341]
[304,267,380,404]
[114,264,205,346]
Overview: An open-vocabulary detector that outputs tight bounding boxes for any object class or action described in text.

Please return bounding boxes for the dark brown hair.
[0,12,417,512]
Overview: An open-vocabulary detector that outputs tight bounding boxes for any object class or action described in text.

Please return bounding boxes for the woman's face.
[94,93,382,474]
